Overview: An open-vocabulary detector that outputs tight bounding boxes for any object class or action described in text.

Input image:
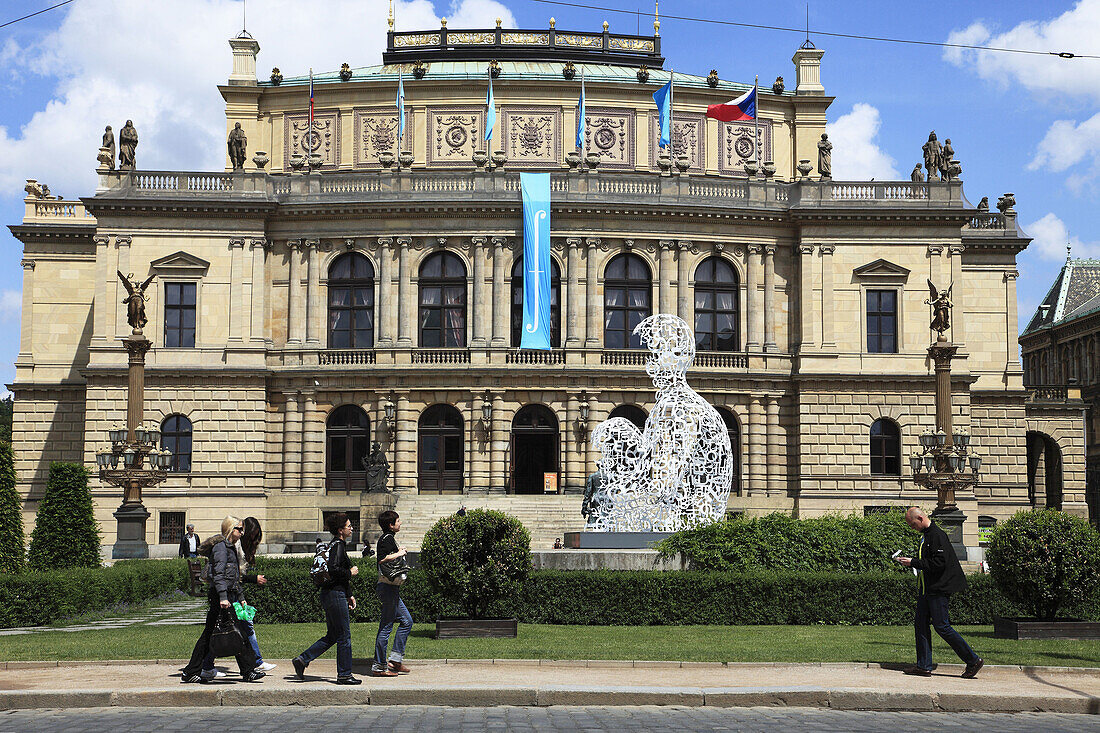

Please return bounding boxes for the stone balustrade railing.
[1025,385,1083,402]
[23,197,96,224]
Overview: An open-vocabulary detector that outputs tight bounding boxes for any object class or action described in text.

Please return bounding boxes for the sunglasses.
[234,526,244,532]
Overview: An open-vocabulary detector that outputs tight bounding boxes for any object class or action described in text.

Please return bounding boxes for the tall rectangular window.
[164,282,196,348]
[866,289,897,354]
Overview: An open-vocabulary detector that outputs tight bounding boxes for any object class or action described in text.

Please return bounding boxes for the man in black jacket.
[896,507,983,678]
[178,524,200,558]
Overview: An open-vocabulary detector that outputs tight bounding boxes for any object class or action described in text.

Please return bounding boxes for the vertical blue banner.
[520,172,551,351]
[652,80,672,148]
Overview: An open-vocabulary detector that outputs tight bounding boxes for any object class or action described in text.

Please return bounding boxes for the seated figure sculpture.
[589,314,733,532]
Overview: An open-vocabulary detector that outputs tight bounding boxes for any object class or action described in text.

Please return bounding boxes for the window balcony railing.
[1026,385,1082,403]
[319,349,376,365]
[505,349,565,365]
[412,349,471,364]
[694,352,749,369]
[600,350,648,366]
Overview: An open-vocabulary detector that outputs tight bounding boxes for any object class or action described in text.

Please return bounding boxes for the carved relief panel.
[718,120,773,175]
[648,112,705,171]
[501,106,562,168]
[353,109,412,167]
[581,107,635,169]
[427,106,485,167]
[283,111,339,168]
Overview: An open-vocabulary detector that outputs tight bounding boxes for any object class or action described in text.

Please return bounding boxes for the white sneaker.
[256,662,277,673]
[199,669,226,680]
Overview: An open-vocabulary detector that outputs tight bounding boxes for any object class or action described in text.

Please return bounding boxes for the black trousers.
[182,589,257,677]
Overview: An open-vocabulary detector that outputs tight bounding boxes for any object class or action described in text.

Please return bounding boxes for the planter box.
[435,617,518,639]
[993,616,1100,640]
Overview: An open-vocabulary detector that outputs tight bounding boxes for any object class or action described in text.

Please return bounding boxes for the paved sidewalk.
[1,659,1098,713]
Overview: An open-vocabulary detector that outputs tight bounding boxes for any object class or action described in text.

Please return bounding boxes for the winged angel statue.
[588,314,733,532]
[926,279,952,335]
[118,270,155,333]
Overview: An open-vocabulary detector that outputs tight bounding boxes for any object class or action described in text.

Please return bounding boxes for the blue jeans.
[299,589,353,679]
[203,617,262,670]
[915,593,978,670]
[374,581,412,671]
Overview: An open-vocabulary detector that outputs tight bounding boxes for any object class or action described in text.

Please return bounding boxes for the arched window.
[511,258,562,347]
[608,404,648,430]
[603,253,651,349]
[327,253,375,348]
[716,407,742,495]
[694,257,740,352]
[326,405,370,491]
[418,404,464,493]
[511,404,560,493]
[419,252,467,348]
[161,414,192,473]
[870,419,901,476]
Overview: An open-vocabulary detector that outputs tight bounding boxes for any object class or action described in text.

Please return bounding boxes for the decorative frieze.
[284,111,339,168]
[354,109,412,167]
[718,121,772,175]
[427,107,484,167]
[582,108,634,169]
[649,112,704,171]
[501,107,562,168]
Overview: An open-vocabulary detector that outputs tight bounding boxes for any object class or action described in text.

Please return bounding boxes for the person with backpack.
[181,516,265,684]
[292,512,361,685]
[372,509,413,678]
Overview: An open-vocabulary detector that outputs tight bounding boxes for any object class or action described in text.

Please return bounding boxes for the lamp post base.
[931,506,968,561]
[112,503,151,559]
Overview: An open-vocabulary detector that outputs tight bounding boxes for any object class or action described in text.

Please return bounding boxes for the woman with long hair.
[181,516,264,684]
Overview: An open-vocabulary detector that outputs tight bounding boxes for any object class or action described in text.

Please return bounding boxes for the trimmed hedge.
[28,462,100,570]
[0,559,189,628]
[0,442,24,574]
[656,512,919,573]
[243,561,1100,626]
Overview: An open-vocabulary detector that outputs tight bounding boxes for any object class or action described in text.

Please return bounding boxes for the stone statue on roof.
[940,138,955,181]
[119,120,138,170]
[911,164,924,182]
[101,126,115,170]
[922,131,942,182]
[977,196,988,213]
[228,123,247,171]
[817,133,832,179]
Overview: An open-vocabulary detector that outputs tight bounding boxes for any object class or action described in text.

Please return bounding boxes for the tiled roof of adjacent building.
[1023,258,1100,335]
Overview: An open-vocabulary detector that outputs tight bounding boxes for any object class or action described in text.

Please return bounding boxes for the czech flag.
[706,86,756,122]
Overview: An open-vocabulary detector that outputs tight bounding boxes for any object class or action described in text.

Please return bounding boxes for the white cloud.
[0,290,19,323]
[0,0,515,198]
[1029,112,1100,174]
[824,103,900,181]
[1024,212,1100,260]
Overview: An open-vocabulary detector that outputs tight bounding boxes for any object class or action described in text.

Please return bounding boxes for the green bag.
[232,601,256,622]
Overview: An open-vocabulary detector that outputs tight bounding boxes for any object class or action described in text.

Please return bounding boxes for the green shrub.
[0,443,24,574]
[656,511,918,573]
[986,509,1100,620]
[28,463,100,570]
[0,559,188,628]
[417,509,531,618]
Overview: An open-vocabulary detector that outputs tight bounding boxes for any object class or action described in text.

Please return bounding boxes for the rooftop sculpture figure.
[118,270,155,333]
[119,120,138,170]
[589,314,732,532]
[927,279,952,336]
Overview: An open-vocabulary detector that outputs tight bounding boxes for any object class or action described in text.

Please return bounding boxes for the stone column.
[746,244,761,351]
[397,237,413,347]
[1005,270,1023,375]
[565,392,579,492]
[228,238,245,342]
[491,237,508,347]
[115,235,132,341]
[565,238,582,347]
[376,238,393,346]
[394,391,413,493]
[281,391,301,491]
[677,241,692,321]
[798,243,816,351]
[301,391,319,492]
[286,239,303,345]
[819,244,835,349]
[471,236,488,347]
[92,235,111,347]
[304,239,321,346]
[249,238,267,345]
[949,244,965,348]
[748,395,766,494]
[490,391,506,493]
[16,260,34,365]
[470,391,489,492]
[585,238,602,348]
[763,245,777,351]
[658,240,674,314]
[766,396,782,494]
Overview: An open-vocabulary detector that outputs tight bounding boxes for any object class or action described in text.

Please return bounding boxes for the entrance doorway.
[1026,431,1063,509]
[511,404,559,494]
[418,404,464,494]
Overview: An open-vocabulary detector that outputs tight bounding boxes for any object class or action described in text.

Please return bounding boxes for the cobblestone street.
[1,706,1097,732]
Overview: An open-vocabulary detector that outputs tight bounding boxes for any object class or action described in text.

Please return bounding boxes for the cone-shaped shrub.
[28,462,100,570]
[0,443,24,573]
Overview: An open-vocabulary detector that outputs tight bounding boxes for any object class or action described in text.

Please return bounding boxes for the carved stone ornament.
[719,121,771,175]
[583,108,634,169]
[270,67,283,85]
[772,76,785,94]
[502,107,561,168]
[588,314,733,532]
[412,60,427,79]
[427,107,483,166]
[354,110,411,167]
[707,69,719,88]
[339,63,353,82]
[636,65,650,83]
[284,112,338,169]
[650,113,703,172]
[563,61,576,80]
[252,151,269,169]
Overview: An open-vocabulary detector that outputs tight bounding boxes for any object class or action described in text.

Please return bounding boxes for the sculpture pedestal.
[931,507,968,561]
[112,503,151,559]
[361,491,397,552]
[563,531,673,549]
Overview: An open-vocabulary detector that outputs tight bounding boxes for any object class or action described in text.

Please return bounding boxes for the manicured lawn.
[3,623,1099,667]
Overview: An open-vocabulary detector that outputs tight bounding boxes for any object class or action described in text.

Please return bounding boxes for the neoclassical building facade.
[9,20,1083,551]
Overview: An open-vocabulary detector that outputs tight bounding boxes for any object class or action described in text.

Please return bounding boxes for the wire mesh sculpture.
[588,314,733,532]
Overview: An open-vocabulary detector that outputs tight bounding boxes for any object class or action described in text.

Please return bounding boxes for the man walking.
[896,507,983,678]
[179,524,200,558]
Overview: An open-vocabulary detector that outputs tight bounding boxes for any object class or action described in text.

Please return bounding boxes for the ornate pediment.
[852,258,910,281]
[150,251,211,276]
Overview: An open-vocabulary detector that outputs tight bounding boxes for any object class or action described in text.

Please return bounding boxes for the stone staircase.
[391,494,585,550]
[283,531,360,554]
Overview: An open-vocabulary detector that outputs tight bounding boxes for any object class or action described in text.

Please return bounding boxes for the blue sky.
[3,0,1099,395]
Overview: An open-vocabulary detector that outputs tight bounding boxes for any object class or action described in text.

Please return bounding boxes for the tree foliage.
[28,462,100,570]
[0,443,24,573]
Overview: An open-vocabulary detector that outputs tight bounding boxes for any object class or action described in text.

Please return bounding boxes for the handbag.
[379,555,409,585]
[209,607,245,657]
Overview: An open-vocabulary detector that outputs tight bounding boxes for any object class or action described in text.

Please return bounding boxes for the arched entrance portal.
[511,404,560,494]
[1026,431,1063,510]
[418,404,464,494]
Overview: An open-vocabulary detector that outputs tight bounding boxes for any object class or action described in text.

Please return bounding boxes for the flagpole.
[669,68,674,153]
[580,67,586,162]
[753,74,759,169]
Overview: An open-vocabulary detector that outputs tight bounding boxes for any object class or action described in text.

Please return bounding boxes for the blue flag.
[520,172,552,351]
[396,72,405,141]
[653,79,672,148]
[576,69,585,149]
[485,69,496,142]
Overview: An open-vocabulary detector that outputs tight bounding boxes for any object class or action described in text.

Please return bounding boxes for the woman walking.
[292,512,361,685]
[373,509,413,677]
[181,516,264,683]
